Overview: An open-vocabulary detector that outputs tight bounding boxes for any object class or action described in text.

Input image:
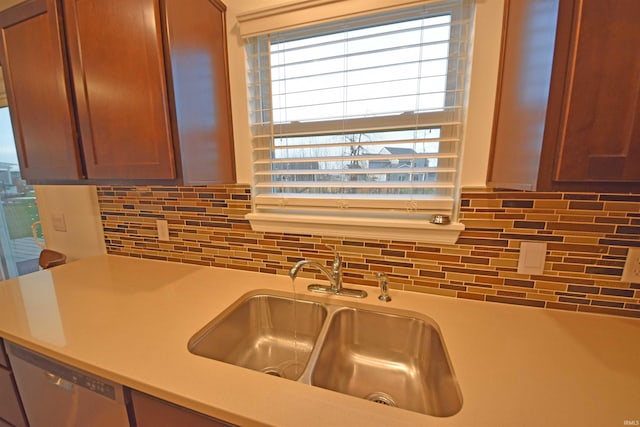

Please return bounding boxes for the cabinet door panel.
[487,0,560,190]
[64,0,176,179]
[0,0,82,181]
[131,390,234,427]
[0,339,8,368]
[0,367,27,427]
[554,0,640,182]
[162,0,235,184]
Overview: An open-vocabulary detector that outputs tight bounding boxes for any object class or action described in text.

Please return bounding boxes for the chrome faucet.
[290,257,342,292]
[289,248,367,298]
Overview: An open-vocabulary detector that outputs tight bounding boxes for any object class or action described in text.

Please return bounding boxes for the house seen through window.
[246,0,472,229]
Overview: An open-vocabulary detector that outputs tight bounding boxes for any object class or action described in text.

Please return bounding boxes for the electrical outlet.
[156,220,169,241]
[622,248,640,283]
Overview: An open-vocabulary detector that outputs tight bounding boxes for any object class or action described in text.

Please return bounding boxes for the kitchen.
[0,0,639,426]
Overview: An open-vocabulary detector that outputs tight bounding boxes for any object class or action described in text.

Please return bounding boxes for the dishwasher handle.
[45,371,74,392]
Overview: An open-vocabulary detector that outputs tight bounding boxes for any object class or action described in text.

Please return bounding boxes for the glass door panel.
[0,106,42,279]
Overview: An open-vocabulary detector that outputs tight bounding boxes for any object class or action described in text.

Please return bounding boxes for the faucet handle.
[332,251,342,268]
[322,244,342,266]
[323,244,337,255]
[376,272,391,302]
[325,246,342,291]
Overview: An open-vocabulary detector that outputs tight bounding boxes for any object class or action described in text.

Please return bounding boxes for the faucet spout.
[289,259,336,287]
[289,259,342,293]
[288,250,367,299]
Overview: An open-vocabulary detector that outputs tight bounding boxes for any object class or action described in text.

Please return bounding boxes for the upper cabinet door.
[63,0,176,180]
[162,0,236,185]
[0,0,83,181]
[550,0,640,184]
[487,0,560,191]
[490,0,640,192]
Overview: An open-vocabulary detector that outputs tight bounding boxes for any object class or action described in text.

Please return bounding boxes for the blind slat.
[256,182,455,189]
[252,137,457,151]
[254,153,458,164]
[255,167,457,176]
[247,66,468,89]
[251,115,462,131]
[268,20,459,55]
[252,198,456,219]
[250,114,462,136]
[268,43,465,71]
[266,94,463,114]
[254,193,455,211]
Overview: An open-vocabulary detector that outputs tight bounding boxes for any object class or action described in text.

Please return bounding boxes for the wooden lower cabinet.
[0,368,27,427]
[131,390,236,427]
[0,342,8,368]
[0,341,27,427]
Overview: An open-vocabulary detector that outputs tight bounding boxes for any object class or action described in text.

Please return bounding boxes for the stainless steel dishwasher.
[5,342,131,427]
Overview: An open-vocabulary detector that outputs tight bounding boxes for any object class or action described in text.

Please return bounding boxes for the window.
[243,1,473,243]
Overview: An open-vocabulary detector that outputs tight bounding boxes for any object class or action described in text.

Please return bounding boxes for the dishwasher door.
[6,343,131,427]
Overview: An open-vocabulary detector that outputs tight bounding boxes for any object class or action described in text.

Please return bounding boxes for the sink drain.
[364,392,398,407]
[260,360,303,379]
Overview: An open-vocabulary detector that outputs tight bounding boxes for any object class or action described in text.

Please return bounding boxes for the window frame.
[243,1,473,244]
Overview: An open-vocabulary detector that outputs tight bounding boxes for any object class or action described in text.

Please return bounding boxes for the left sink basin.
[188,294,327,380]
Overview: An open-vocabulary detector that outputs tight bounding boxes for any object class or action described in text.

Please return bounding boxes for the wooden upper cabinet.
[489,0,640,192]
[0,0,235,184]
[163,0,235,185]
[0,0,83,181]
[550,0,640,185]
[64,0,176,180]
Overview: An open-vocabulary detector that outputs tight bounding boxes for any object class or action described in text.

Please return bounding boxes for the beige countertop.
[0,255,639,426]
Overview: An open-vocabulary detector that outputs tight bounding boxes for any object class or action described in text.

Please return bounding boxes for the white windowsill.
[246,212,464,245]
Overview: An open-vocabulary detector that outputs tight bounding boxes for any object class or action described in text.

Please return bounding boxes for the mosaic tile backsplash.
[97,185,640,319]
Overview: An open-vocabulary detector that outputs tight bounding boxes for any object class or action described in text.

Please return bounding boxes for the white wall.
[224,0,505,188]
[34,185,106,262]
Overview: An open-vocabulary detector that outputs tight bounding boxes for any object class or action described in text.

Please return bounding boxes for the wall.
[35,185,106,261]
[97,185,640,319]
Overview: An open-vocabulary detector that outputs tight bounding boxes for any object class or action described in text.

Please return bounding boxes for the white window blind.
[245,0,473,224]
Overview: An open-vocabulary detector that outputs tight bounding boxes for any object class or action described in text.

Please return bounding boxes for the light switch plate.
[51,212,67,232]
[517,241,547,275]
[156,220,169,241]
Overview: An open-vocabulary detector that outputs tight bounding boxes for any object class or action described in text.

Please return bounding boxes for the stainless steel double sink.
[188,291,462,417]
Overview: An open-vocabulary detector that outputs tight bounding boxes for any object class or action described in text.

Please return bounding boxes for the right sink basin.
[309,307,462,417]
